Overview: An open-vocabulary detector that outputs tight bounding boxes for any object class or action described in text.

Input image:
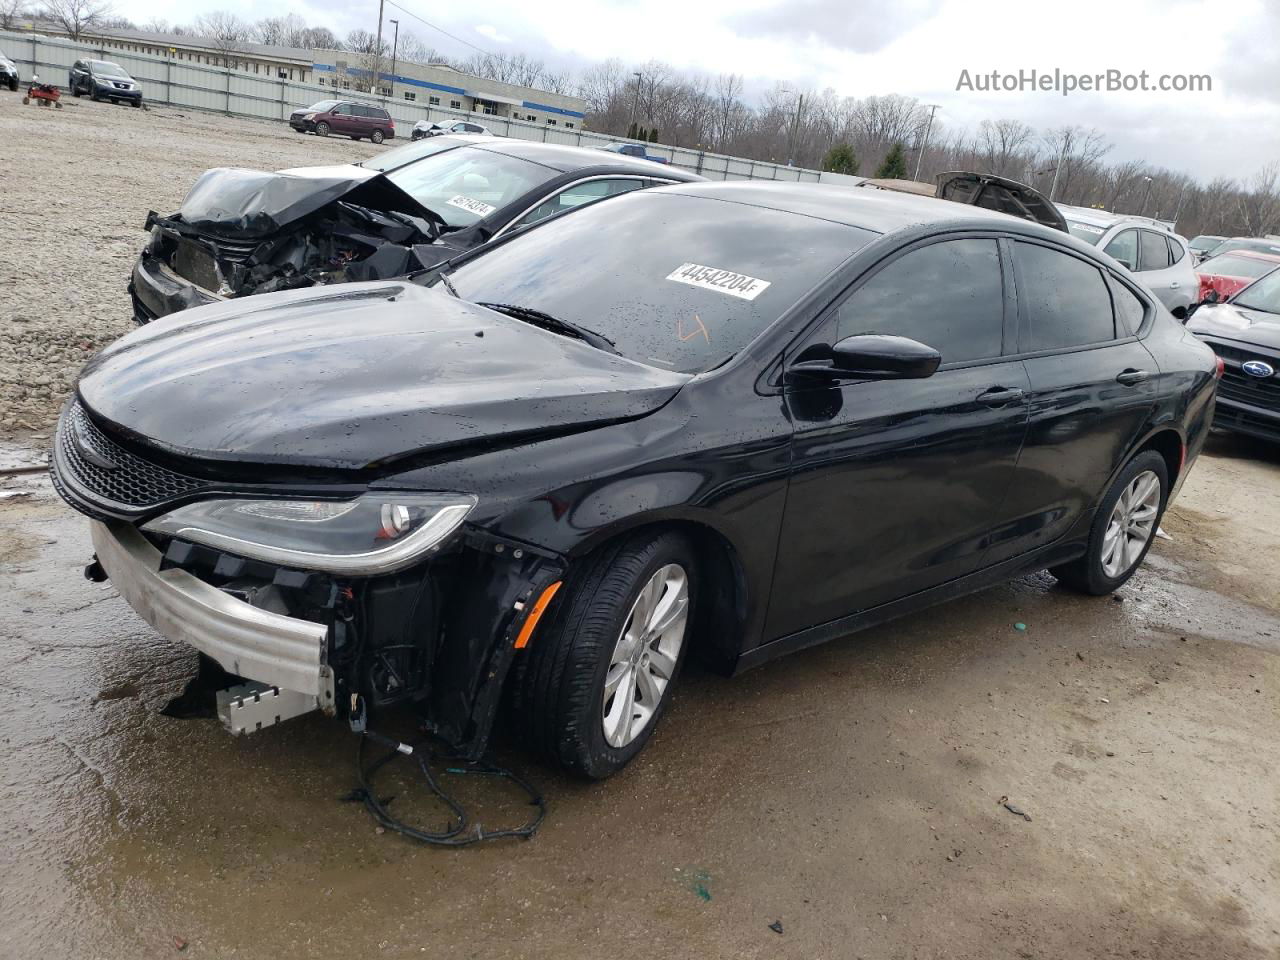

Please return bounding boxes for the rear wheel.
[370,128,385,144]
[511,530,696,779]
[1051,451,1168,594]
[315,120,330,137]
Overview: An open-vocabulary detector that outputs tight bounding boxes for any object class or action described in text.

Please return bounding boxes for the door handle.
[977,387,1025,406]
[1116,369,1149,386]
[1169,281,1180,289]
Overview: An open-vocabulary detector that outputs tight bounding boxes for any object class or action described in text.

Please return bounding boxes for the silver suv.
[1058,205,1198,317]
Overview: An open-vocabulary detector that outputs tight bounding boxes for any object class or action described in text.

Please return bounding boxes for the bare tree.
[977,119,1034,177]
[711,73,744,152]
[195,11,252,66]
[344,28,386,91]
[141,15,168,32]
[1,0,28,30]
[298,26,340,51]
[254,13,307,48]
[43,0,112,40]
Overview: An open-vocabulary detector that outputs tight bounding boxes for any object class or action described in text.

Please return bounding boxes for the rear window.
[448,191,875,373]
[1198,254,1279,280]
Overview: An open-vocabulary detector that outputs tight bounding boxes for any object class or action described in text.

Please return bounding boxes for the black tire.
[70,79,79,96]
[131,99,140,108]
[314,120,330,137]
[370,128,384,144]
[511,530,697,779]
[1050,450,1168,595]
[350,135,361,141]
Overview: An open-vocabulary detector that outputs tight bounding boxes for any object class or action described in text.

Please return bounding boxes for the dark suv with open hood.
[129,136,701,323]
[57,181,1217,781]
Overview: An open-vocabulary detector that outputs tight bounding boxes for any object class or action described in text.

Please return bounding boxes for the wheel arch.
[1132,425,1186,492]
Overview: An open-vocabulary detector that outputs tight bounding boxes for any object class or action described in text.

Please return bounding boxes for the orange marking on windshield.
[678,314,710,344]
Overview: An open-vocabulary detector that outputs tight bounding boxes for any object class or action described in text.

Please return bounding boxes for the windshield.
[1065,219,1107,245]
[382,146,554,228]
[1198,254,1280,280]
[305,100,342,113]
[1189,235,1223,251]
[1233,269,1280,314]
[90,61,130,79]
[448,191,875,373]
[1205,238,1280,259]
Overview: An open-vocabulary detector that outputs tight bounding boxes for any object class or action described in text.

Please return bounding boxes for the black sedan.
[1187,268,1280,442]
[0,53,19,91]
[56,182,1218,780]
[129,137,700,322]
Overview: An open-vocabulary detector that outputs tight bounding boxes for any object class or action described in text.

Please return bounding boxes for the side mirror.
[1204,288,1221,304]
[789,334,942,382]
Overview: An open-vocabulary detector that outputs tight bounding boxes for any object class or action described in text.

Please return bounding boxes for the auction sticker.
[447,195,497,217]
[666,263,771,301]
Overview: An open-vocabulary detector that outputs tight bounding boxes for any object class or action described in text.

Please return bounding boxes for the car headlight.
[142,493,476,575]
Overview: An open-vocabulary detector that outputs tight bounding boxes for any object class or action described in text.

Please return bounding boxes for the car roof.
[1057,204,1173,232]
[655,180,1054,236]
[466,138,698,178]
[1202,249,1280,264]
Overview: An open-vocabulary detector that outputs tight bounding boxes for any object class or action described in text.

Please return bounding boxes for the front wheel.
[1051,450,1168,594]
[370,128,384,144]
[314,120,330,137]
[511,530,696,779]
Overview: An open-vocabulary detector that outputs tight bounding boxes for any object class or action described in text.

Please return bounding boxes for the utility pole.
[389,18,399,86]
[1139,176,1154,217]
[913,103,939,181]
[1047,136,1070,201]
[786,93,805,166]
[373,0,385,94]
[629,71,642,135]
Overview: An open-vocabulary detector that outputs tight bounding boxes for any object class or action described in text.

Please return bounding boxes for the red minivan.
[289,100,396,144]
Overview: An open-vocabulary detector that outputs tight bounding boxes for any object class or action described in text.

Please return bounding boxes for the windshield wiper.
[437,271,460,297]
[478,303,619,354]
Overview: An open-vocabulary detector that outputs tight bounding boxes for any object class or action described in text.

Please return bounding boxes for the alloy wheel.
[1101,470,1161,578]
[601,563,689,748]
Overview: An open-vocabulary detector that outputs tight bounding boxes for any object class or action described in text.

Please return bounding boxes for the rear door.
[1135,228,1177,310]
[989,240,1159,562]
[766,235,1031,639]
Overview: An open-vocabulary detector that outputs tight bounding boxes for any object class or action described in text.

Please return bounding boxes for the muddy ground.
[1,432,1278,960]
[0,91,383,435]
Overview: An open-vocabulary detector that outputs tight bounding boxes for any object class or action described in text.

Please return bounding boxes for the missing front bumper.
[90,520,335,730]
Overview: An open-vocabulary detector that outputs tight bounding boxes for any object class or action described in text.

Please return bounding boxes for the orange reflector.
[514,581,562,650]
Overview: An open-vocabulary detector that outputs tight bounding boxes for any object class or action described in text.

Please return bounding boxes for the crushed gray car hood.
[1187,302,1280,351]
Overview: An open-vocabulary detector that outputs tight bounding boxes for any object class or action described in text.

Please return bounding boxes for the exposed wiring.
[347,728,546,846]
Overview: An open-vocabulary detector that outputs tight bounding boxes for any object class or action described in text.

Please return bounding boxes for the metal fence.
[1,29,860,186]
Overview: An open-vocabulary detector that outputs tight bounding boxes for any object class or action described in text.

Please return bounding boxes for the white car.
[1058,205,1198,318]
[411,119,494,141]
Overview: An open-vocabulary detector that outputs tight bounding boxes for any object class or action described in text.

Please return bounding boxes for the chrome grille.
[208,238,260,264]
[57,402,208,510]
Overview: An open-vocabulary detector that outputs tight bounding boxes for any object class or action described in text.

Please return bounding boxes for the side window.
[832,238,1005,364]
[1014,242,1115,351]
[512,179,646,230]
[1166,235,1185,265]
[333,103,351,116]
[1103,229,1138,271]
[1110,278,1147,336]
[1139,230,1171,271]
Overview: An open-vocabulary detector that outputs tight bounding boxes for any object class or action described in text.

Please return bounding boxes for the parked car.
[1058,205,1197,317]
[1188,234,1226,263]
[412,119,492,140]
[288,100,394,142]
[58,181,1218,778]
[1199,236,1280,260]
[130,137,701,322]
[1194,250,1280,302]
[68,59,142,106]
[0,53,20,91]
[1187,267,1280,442]
[595,142,670,164]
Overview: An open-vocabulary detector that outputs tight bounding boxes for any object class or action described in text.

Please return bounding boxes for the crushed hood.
[175,165,439,238]
[77,283,689,471]
[1187,302,1280,351]
[935,171,1069,233]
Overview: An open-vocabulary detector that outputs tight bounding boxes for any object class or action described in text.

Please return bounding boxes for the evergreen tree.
[822,144,859,176]
[626,121,638,139]
[649,127,659,142]
[874,142,908,179]
[636,125,648,141]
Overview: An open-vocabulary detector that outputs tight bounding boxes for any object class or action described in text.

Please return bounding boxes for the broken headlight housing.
[142,493,476,575]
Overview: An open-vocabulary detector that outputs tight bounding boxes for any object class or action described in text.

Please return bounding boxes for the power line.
[381,0,517,66]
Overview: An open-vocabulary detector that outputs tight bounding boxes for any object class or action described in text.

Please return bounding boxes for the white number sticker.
[447,195,497,217]
[665,263,771,301]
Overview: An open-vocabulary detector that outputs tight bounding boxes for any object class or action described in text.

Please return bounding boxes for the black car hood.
[175,165,438,238]
[77,283,689,471]
[935,171,1069,232]
[1187,302,1280,351]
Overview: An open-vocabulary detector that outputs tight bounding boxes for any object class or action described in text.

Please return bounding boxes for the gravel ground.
[0,93,384,434]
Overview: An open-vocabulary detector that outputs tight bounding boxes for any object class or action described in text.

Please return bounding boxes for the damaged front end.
[132,166,453,322]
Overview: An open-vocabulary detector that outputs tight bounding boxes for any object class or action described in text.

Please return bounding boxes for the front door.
[766,236,1030,640]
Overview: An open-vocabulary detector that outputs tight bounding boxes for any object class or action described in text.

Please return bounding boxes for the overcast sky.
[113,0,1278,182]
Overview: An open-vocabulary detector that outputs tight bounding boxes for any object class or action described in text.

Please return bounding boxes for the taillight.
[1213,355,1225,380]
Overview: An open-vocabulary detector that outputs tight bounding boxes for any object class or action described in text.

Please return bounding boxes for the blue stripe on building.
[311,63,584,118]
